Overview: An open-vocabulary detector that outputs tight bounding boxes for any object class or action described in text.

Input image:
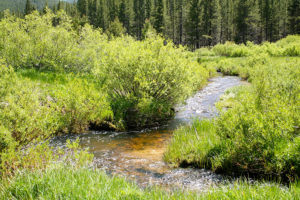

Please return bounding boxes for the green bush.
[212,42,250,57]
[101,36,209,128]
[0,126,15,154]
[214,62,300,180]
[0,11,210,129]
[283,46,300,56]
[0,60,112,175]
[201,35,300,58]
[0,138,93,178]
[0,61,112,146]
[0,10,76,71]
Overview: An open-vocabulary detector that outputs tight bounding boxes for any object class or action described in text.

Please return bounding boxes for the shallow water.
[52,75,242,191]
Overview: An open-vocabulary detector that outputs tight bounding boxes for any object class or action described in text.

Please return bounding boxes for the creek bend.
[52,75,242,191]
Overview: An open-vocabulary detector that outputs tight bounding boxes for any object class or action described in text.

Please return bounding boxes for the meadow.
[0,10,299,200]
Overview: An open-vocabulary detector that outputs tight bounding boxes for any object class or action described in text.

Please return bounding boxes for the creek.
[52,75,242,191]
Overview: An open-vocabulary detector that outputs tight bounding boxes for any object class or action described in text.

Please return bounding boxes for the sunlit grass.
[1,165,298,200]
[164,120,219,168]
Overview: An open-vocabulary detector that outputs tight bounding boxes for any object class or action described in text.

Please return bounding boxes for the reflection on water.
[51,75,242,191]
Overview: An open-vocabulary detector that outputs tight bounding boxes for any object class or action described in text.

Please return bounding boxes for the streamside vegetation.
[0,4,299,200]
[0,10,208,178]
[1,164,299,199]
[164,36,300,182]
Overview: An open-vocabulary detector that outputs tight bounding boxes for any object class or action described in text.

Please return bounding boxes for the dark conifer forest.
[1,0,300,48]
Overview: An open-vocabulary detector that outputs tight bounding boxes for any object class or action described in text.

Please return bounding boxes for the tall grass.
[166,42,300,181]
[1,165,298,200]
[164,120,219,168]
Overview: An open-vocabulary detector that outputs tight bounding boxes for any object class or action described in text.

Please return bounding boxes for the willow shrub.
[0,60,111,175]
[212,42,250,57]
[99,36,209,128]
[0,11,209,129]
[0,61,112,145]
[0,10,77,70]
[211,35,300,58]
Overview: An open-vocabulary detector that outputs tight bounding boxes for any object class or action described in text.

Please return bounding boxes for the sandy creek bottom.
[52,75,242,191]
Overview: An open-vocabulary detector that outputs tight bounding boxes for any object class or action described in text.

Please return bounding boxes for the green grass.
[1,165,299,200]
[164,120,219,168]
[165,60,300,180]
[167,38,300,180]
[166,39,300,181]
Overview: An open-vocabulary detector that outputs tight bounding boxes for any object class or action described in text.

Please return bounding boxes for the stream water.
[52,75,242,191]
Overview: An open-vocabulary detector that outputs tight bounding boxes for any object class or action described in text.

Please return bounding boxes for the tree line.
[7,0,300,48]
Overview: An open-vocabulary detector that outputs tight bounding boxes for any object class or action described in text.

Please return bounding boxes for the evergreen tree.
[133,0,145,39]
[107,0,118,22]
[25,0,35,15]
[278,0,289,38]
[145,0,152,19]
[175,0,185,44]
[119,0,133,33]
[89,0,99,26]
[28,0,294,47]
[119,0,127,24]
[77,0,88,16]
[42,0,49,14]
[235,0,249,43]
[211,0,222,45]
[186,0,200,49]
[57,0,64,11]
[97,0,108,30]
[247,0,260,42]
[288,0,300,34]
[153,0,164,33]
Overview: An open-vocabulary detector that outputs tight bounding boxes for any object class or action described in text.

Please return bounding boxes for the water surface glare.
[52,75,242,191]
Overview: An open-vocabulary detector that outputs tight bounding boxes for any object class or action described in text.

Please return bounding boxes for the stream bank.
[52,75,242,191]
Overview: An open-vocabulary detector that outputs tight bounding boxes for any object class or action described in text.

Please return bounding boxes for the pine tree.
[278,0,289,38]
[175,0,184,44]
[133,0,145,39]
[77,0,88,16]
[118,0,131,33]
[25,0,35,15]
[153,0,164,33]
[247,0,260,42]
[97,0,108,30]
[186,0,200,49]
[42,0,49,14]
[145,0,152,20]
[107,0,118,22]
[211,0,222,45]
[288,0,300,34]
[235,0,249,43]
[89,0,99,26]
[57,0,64,11]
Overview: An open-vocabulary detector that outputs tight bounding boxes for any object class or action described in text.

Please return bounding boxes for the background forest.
[1,0,300,49]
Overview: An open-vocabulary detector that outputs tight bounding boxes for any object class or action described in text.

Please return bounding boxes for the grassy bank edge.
[1,164,299,200]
